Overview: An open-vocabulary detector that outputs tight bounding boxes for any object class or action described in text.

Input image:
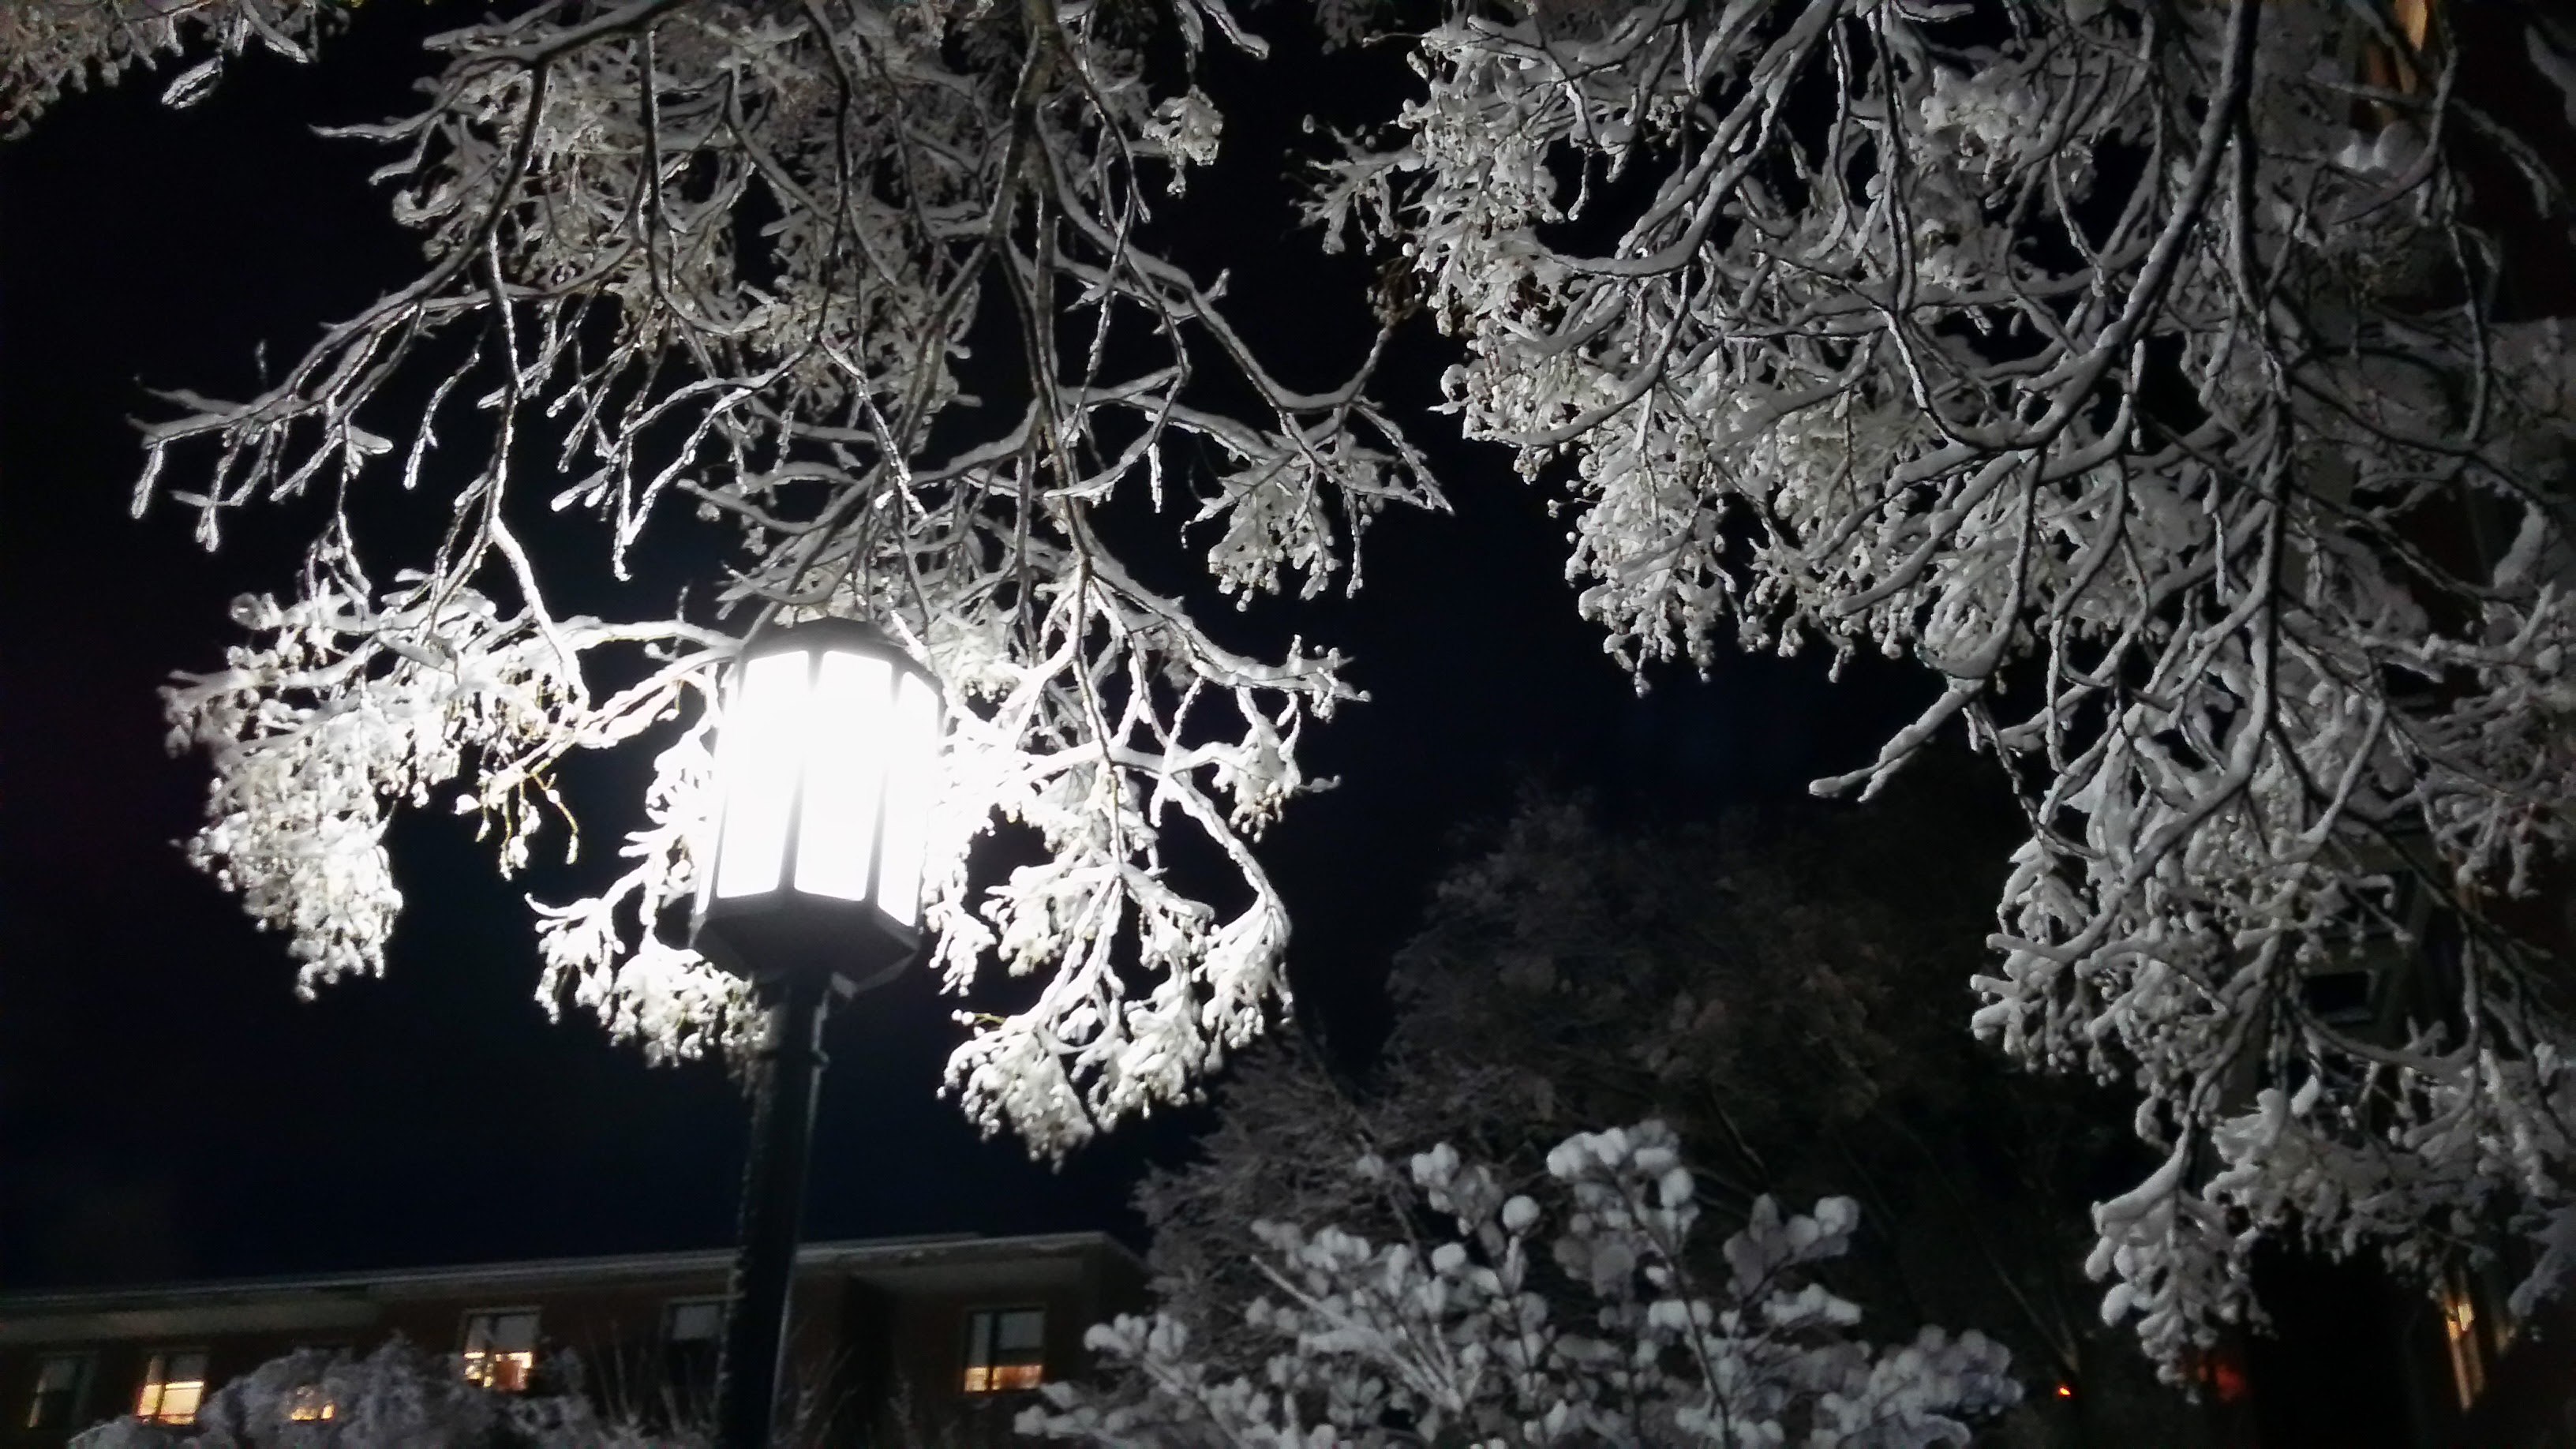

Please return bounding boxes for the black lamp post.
[690,618,944,1449]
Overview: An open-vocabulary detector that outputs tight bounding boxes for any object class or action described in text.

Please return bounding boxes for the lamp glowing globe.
[691,619,944,993]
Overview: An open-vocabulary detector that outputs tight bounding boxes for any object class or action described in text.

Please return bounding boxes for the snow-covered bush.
[68,1341,694,1449]
[1027,1121,2018,1447]
[1140,780,2212,1444]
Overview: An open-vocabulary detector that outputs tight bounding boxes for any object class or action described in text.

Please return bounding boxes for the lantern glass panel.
[713,650,811,900]
[876,671,942,927]
[792,650,893,901]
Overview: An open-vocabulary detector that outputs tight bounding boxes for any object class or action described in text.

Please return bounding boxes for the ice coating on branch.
[1,1,341,135]
[26,0,2576,1357]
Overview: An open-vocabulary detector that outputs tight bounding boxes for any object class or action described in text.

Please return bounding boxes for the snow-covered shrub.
[1027,1121,2018,1447]
[68,1341,698,1449]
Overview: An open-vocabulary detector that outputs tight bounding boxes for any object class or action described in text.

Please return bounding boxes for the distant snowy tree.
[1140,775,2220,1446]
[1028,1119,2020,1447]
[1305,0,2576,1373]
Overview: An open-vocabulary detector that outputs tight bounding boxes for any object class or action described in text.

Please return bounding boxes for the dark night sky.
[0,9,1923,1291]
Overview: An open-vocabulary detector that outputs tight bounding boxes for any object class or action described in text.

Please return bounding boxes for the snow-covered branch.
[118,0,1438,1154]
[1325,0,2576,1370]
[0,0,346,133]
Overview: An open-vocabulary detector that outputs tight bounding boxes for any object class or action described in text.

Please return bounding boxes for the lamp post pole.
[686,617,945,1449]
[712,970,833,1449]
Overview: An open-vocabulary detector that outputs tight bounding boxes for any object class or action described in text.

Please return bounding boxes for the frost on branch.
[1028,1120,2018,1447]
[0,0,344,134]
[1315,0,2576,1371]
[118,0,1437,1155]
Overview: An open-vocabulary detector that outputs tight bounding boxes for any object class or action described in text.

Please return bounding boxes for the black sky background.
[0,6,1926,1291]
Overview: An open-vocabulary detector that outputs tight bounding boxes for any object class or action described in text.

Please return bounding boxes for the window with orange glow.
[460,1309,540,1393]
[961,1307,1045,1394]
[2360,0,2439,100]
[2440,1274,2485,1410]
[286,1383,336,1422]
[133,1350,208,1425]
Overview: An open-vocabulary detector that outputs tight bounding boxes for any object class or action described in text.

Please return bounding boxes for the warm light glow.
[2054,1383,2073,1399]
[462,1310,540,1394]
[961,1362,1045,1393]
[2203,1352,2248,1405]
[2395,0,2432,48]
[286,1384,335,1422]
[962,1306,1045,1395]
[134,1352,207,1425]
[792,651,893,900]
[2442,1280,2485,1409]
[713,651,813,900]
[462,1350,534,1394]
[877,670,941,927]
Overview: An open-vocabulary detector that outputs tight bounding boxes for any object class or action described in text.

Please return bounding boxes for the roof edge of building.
[0,1230,1136,1319]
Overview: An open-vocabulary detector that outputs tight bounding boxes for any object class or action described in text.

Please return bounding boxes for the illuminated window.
[961,1307,1045,1395]
[461,1310,540,1393]
[286,1382,336,1422]
[25,1354,88,1431]
[133,1350,208,1425]
[2439,1273,2485,1410]
[2360,0,2438,104]
[282,1346,350,1421]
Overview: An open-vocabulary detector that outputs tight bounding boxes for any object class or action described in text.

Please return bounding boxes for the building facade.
[0,1232,1144,1447]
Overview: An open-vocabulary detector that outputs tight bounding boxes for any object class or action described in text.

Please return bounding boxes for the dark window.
[662,1298,725,1414]
[2301,968,2375,1024]
[24,1354,87,1431]
[961,1307,1045,1394]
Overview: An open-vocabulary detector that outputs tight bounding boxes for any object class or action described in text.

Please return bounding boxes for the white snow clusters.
[1026,1121,2019,1446]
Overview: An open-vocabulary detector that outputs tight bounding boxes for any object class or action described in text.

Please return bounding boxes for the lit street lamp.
[691,618,944,1449]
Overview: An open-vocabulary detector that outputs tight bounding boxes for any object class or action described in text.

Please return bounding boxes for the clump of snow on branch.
[1027,1119,2018,1447]
[1308,0,2576,1372]
[120,0,1436,1155]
